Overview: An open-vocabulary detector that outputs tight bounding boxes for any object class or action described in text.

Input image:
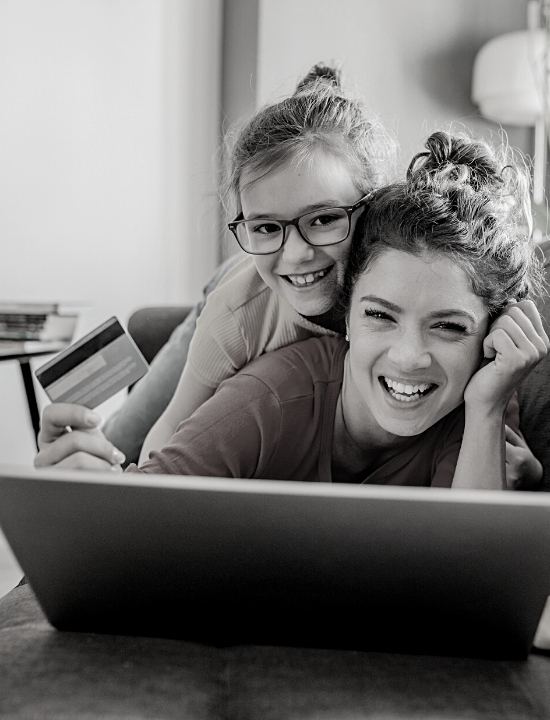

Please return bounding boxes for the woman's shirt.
[128,336,520,487]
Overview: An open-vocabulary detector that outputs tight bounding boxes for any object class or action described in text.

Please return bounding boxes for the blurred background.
[0,0,538,469]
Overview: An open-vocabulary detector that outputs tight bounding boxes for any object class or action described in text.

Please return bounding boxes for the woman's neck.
[331,354,416,482]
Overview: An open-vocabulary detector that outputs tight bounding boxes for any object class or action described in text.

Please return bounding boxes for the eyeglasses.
[228,195,370,256]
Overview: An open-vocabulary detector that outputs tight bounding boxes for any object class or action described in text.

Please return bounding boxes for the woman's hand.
[505,425,543,490]
[464,300,549,413]
[35,404,125,472]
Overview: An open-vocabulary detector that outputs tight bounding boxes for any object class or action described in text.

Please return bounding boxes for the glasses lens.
[235,220,284,254]
[298,208,350,245]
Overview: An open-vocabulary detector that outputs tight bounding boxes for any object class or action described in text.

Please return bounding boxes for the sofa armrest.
[127,306,192,365]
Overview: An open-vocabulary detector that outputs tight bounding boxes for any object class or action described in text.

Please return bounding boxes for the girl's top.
[127,335,520,487]
[185,256,340,389]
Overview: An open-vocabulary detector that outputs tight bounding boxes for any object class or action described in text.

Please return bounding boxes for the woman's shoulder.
[233,335,347,401]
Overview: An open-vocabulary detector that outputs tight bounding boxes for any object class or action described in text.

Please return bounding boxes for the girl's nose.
[387,331,432,371]
[281,225,315,264]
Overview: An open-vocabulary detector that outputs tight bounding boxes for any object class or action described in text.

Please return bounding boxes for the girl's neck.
[301,305,345,334]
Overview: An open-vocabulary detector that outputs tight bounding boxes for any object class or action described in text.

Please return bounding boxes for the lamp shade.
[472,29,546,126]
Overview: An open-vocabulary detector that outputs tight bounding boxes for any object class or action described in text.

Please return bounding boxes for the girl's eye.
[363,309,395,322]
[251,222,282,236]
[310,212,340,227]
[433,321,468,333]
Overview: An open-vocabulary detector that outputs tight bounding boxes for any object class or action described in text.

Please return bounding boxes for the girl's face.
[345,249,490,439]
[239,149,363,317]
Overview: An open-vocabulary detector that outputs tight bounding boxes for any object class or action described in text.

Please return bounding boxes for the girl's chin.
[283,290,334,317]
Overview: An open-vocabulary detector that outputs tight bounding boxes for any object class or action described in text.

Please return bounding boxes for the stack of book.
[0,302,84,356]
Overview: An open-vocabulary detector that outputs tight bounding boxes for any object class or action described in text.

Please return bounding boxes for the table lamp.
[471,1,548,207]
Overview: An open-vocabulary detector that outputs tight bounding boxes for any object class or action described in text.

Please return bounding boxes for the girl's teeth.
[287,268,328,286]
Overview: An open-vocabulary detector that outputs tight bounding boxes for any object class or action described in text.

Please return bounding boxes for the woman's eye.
[363,309,395,322]
[251,222,282,236]
[433,321,468,333]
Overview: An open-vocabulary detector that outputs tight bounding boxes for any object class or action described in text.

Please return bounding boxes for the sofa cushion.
[2,584,550,719]
[517,240,550,490]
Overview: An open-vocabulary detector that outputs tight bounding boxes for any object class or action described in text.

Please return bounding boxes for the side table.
[0,342,66,448]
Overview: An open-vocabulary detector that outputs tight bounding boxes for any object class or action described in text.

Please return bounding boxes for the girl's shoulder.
[214,255,272,311]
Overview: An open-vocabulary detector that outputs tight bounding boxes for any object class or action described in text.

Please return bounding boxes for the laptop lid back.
[1,466,549,659]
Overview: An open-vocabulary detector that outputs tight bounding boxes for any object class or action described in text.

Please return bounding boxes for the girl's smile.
[240,149,364,317]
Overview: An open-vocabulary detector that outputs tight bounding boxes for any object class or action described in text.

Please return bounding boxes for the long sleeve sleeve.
[125,374,282,479]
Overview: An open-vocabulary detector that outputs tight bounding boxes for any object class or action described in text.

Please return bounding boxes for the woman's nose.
[387,331,432,371]
[281,225,315,264]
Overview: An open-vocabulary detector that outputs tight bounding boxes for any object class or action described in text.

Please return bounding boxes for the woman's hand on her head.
[35,403,125,472]
[505,425,543,490]
[464,300,549,413]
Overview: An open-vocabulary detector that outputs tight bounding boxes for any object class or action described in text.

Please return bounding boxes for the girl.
[136,63,397,461]
[37,131,548,490]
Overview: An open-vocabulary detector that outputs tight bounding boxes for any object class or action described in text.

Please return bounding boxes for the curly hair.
[340,130,545,318]
[220,63,398,217]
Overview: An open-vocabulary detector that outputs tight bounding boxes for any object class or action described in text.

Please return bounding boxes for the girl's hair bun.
[294,63,342,94]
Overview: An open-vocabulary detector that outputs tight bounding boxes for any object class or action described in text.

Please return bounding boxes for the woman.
[36,131,548,490]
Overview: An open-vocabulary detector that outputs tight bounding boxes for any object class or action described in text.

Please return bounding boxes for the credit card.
[35,317,149,408]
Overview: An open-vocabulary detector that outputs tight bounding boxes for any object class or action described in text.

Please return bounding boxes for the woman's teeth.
[383,377,434,402]
[286,268,329,286]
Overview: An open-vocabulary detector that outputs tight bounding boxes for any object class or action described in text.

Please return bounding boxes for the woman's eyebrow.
[427,309,479,324]
[359,296,402,312]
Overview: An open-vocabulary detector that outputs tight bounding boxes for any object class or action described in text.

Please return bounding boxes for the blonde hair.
[221,64,398,218]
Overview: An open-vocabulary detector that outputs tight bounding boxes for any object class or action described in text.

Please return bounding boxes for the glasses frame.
[227,194,370,256]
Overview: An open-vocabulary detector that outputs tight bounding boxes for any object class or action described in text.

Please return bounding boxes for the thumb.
[483,332,497,360]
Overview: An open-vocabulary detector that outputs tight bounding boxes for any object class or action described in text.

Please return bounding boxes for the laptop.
[1,464,549,660]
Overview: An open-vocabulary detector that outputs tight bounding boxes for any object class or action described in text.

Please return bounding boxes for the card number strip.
[56,356,137,405]
[36,319,124,387]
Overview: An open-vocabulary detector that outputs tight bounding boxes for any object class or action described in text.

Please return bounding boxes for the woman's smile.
[379,376,437,403]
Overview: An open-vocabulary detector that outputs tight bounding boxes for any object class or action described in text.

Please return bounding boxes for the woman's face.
[345,248,490,438]
[239,149,363,317]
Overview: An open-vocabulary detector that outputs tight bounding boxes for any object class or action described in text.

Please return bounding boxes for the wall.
[0,0,222,465]
[257,0,531,166]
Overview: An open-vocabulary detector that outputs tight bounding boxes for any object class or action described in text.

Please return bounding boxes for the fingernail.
[84,411,103,427]
[112,449,125,464]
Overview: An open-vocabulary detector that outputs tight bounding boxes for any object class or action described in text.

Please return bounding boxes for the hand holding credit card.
[35,317,149,409]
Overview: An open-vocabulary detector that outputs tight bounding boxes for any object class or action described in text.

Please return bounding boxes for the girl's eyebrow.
[246,201,347,220]
[359,295,479,324]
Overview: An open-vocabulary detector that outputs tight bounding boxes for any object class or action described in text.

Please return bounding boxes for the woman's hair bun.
[294,63,342,94]
[408,130,504,192]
